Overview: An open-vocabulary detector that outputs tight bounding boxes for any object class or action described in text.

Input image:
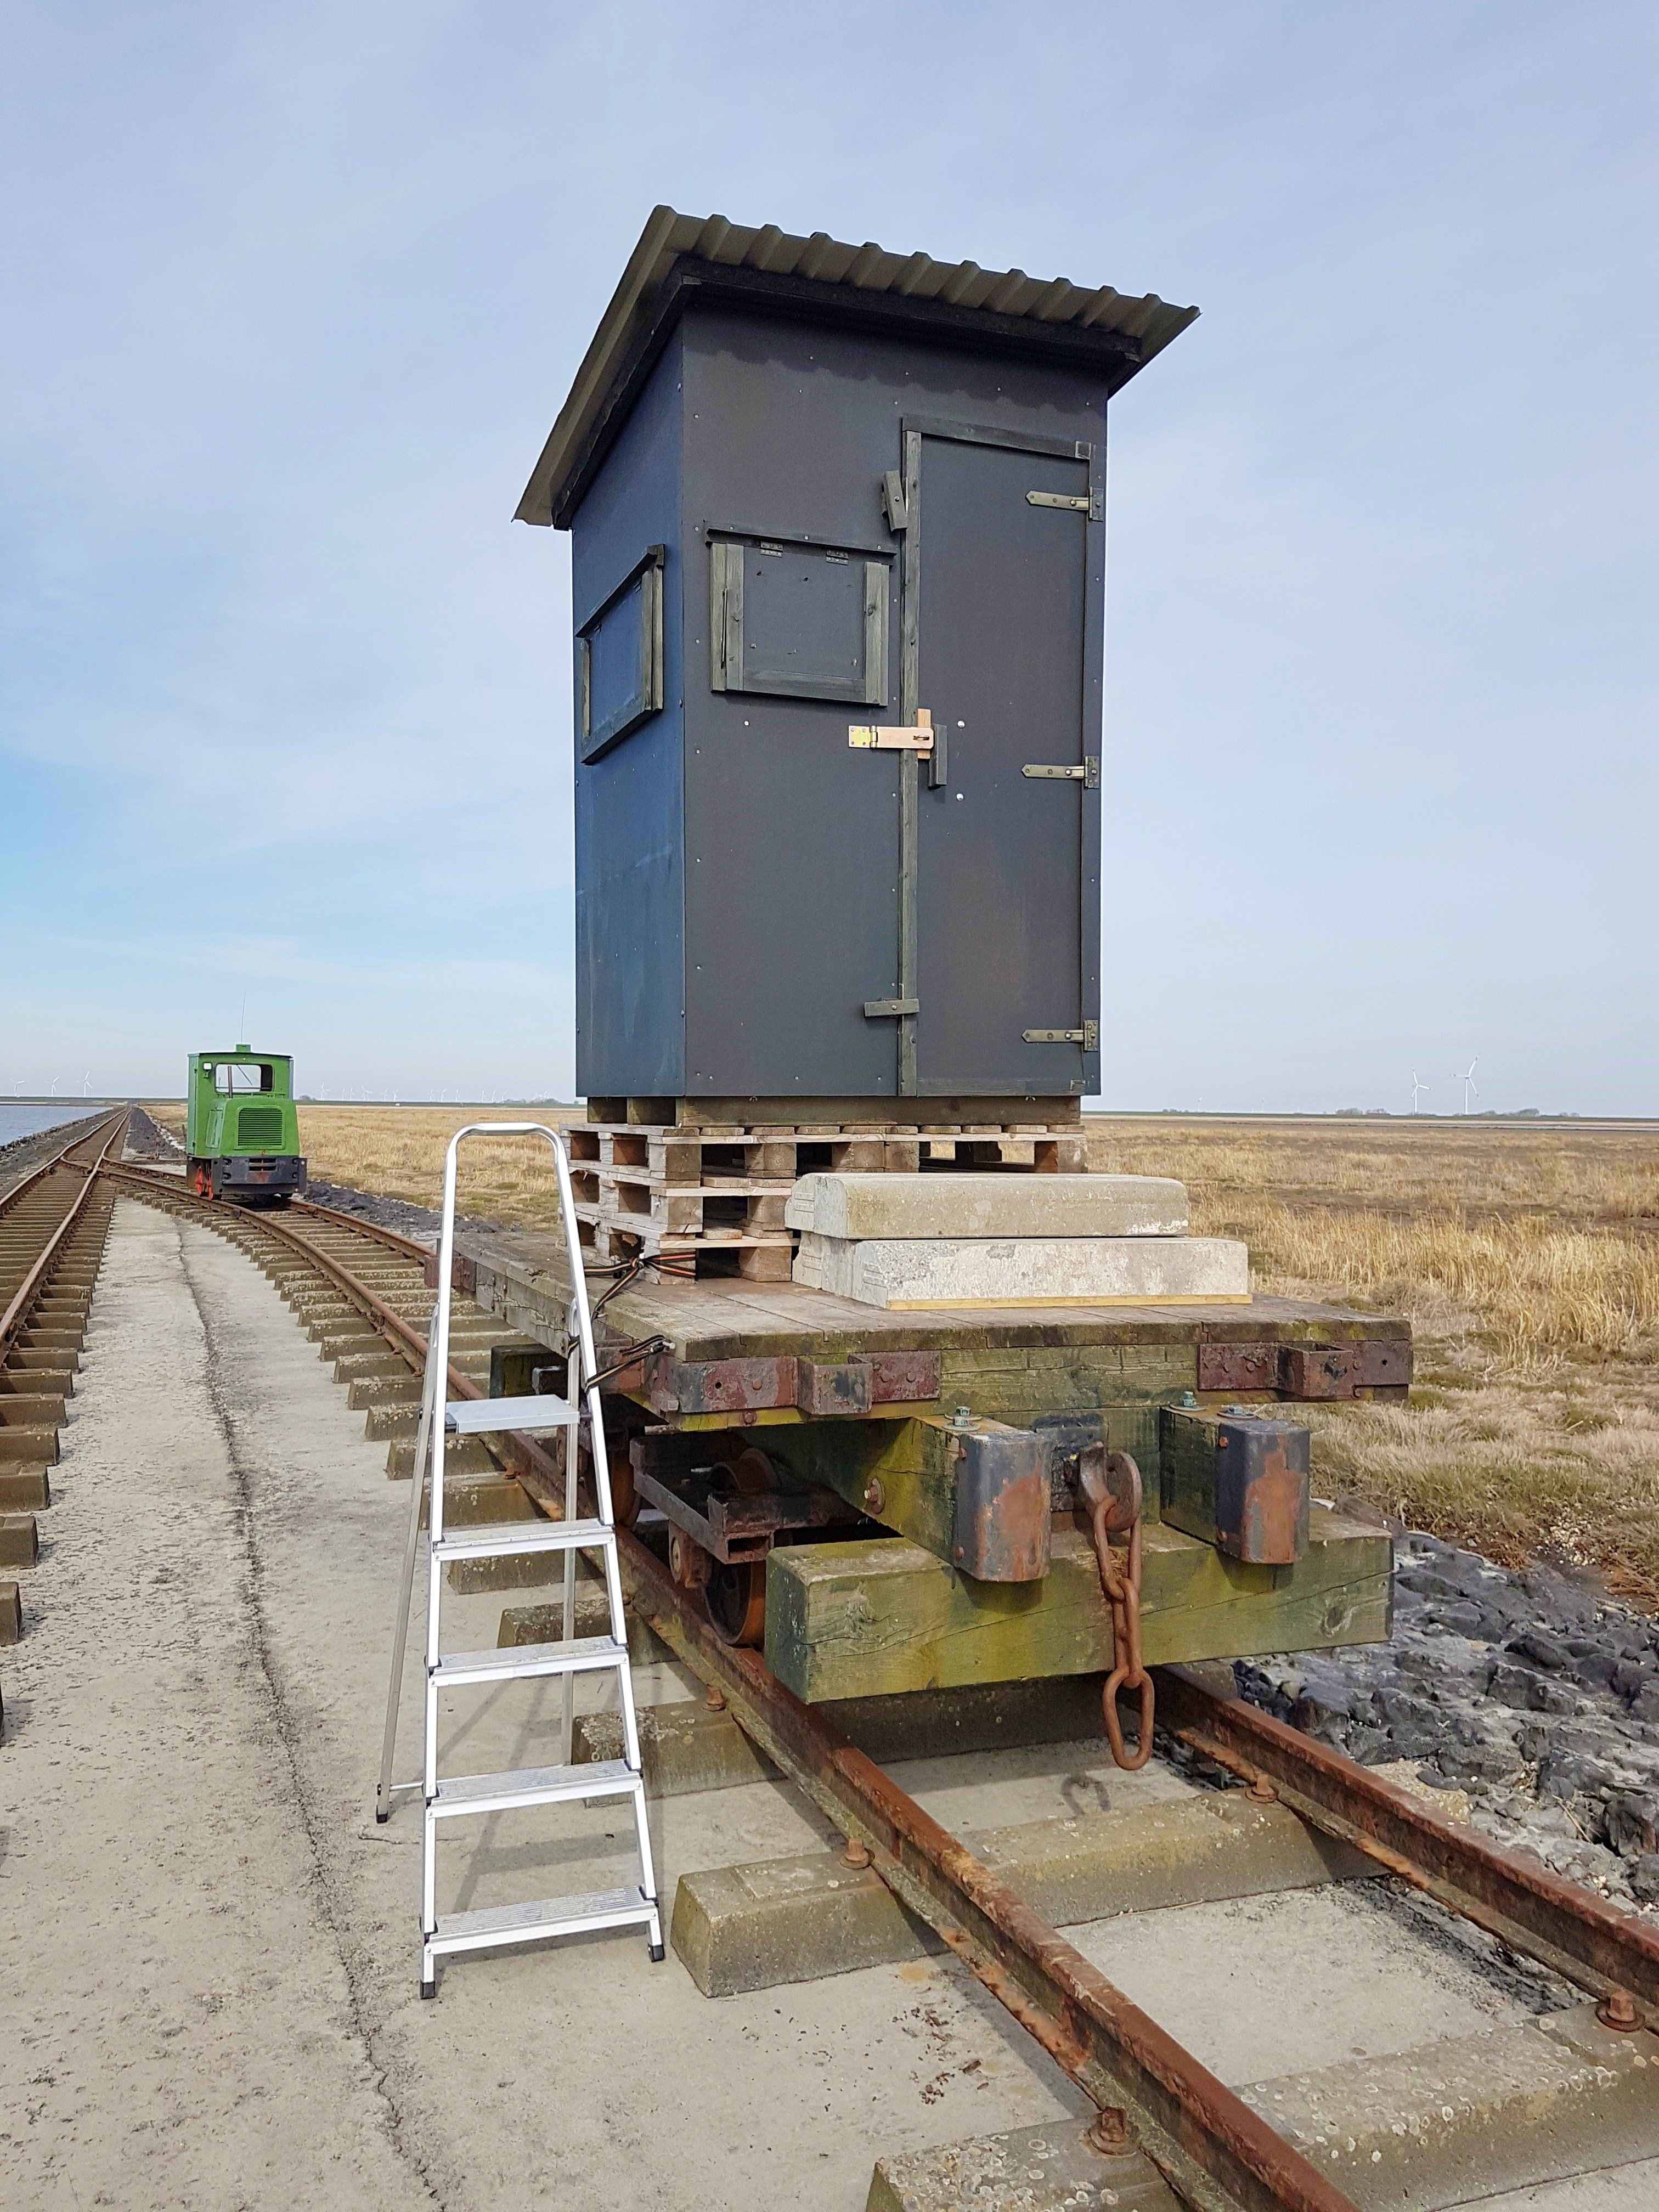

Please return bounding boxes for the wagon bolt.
[842,1837,872,1870]
[863,1477,885,1514]
[953,1405,973,1429]
[1085,2106,1136,2156]
[1598,1987,1641,2033]
[704,1683,727,1713]
[1246,1774,1277,1803]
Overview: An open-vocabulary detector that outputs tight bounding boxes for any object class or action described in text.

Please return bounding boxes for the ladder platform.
[431,1636,628,1688]
[429,1885,656,1957]
[445,1394,580,1434]
[431,1758,640,1817]
[430,1517,613,1562]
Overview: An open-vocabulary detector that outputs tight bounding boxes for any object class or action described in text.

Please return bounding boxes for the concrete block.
[867,2122,1178,2212]
[671,1792,1368,1996]
[786,1172,1187,1240]
[0,1467,49,1510]
[577,1697,778,1793]
[794,1234,1250,1310]
[0,1579,20,1644]
[0,1513,40,1567]
[1239,2002,1659,2210]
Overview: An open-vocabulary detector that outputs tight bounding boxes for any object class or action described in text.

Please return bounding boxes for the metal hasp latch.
[1023,1022,1098,1048]
[1022,757,1099,787]
[1028,487,1103,521]
[1078,1442,1153,1771]
[850,705,933,753]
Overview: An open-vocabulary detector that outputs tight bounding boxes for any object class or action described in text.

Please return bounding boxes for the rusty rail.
[0,1112,129,1355]
[618,1529,1360,2212]
[1156,1664,1659,2031]
[104,1161,572,1503]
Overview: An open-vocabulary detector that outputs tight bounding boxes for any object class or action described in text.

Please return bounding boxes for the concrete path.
[2,1197,1655,2211]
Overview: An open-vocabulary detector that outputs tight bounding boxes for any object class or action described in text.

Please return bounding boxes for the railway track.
[0,1109,129,1659]
[91,1159,1659,2207]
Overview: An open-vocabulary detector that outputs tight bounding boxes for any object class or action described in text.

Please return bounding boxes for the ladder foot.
[420,1978,436,2000]
[649,1942,665,1963]
[375,1810,389,1825]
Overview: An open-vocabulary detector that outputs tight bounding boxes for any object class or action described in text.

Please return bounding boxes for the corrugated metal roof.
[516,207,1199,527]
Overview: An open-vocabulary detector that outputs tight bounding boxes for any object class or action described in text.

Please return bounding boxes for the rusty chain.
[1078,1443,1154,1771]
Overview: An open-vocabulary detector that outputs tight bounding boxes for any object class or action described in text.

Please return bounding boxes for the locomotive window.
[213,1063,273,1093]
[709,534,889,706]
[577,545,665,764]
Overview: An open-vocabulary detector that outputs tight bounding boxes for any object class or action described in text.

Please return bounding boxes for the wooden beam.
[766,1413,1048,1581]
[763,1509,1392,1703]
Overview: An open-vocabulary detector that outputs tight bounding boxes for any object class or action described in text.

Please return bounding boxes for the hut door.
[904,425,1098,1098]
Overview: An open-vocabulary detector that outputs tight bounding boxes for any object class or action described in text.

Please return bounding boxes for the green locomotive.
[185,1047,307,1205]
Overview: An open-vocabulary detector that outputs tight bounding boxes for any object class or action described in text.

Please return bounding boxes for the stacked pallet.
[565,1116,1091,1280]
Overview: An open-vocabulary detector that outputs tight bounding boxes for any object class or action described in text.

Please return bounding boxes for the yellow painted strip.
[883,1294,1253,1311]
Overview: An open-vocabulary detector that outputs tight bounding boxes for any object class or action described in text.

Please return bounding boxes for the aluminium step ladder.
[374,1121,663,1997]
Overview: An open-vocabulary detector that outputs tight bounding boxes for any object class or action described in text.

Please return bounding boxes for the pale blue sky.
[3,3,1654,1110]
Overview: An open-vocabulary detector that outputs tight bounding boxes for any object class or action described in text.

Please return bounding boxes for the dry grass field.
[1093,1118,1659,1604]
[144,1102,1659,1602]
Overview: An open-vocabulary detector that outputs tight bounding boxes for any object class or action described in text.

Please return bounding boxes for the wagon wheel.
[704,1444,772,1648]
[194,1164,211,1199]
[574,1410,641,1526]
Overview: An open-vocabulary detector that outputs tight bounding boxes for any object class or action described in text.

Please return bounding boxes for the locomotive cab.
[185,1047,307,1206]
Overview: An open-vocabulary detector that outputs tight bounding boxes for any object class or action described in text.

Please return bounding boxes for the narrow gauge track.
[0,1109,129,1663]
[108,1158,1659,2210]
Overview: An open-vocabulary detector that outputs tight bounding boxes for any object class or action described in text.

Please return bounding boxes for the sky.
[2,3,1654,1113]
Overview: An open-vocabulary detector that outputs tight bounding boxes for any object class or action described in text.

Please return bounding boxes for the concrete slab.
[672,1792,1368,1996]
[867,2121,1179,2210]
[785,1173,1188,1240]
[793,1232,1250,1309]
[1239,2002,1659,2210]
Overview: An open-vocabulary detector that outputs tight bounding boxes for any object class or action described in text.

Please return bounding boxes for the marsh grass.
[1090,1118,1659,1602]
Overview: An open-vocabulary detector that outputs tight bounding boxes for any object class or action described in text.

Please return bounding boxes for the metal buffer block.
[375,1122,663,1997]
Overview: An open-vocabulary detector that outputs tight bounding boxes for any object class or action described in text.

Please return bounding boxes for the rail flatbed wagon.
[441,1216,1404,1712]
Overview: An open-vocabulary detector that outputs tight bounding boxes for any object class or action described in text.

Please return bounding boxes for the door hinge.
[864,998,920,1019]
[1023,1022,1098,1050]
[881,469,909,532]
[1022,757,1099,787]
[1027,489,1103,522]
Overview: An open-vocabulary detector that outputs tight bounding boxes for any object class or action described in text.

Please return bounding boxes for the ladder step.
[445,1395,581,1434]
[430,1517,613,1561]
[431,1635,628,1687]
[430,1887,656,1958]
[431,1757,640,1816]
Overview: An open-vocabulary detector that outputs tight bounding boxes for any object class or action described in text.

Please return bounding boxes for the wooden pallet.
[562,1116,1091,1280]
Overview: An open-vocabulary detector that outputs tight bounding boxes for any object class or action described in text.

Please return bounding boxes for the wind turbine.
[82,1071,92,1097]
[1454,1058,1478,1115]
[1410,1072,1429,1115]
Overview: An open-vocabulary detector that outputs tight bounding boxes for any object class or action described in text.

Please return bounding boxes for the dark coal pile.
[1239,1519,1659,1911]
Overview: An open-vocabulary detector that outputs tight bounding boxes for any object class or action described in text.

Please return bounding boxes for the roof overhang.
[517,207,1199,530]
